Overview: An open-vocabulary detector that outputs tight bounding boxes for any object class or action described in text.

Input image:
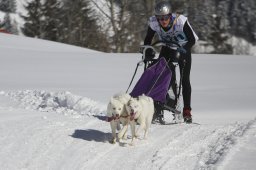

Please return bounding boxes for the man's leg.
[179,52,192,123]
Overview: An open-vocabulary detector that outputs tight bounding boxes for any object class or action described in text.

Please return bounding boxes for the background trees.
[0,0,16,13]
[1,0,255,54]
[20,0,109,51]
[21,0,43,38]
[0,0,18,34]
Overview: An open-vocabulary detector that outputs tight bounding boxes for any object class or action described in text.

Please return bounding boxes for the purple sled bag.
[130,57,172,103]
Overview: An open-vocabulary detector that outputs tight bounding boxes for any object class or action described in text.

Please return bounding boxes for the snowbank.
[1,90,106,117]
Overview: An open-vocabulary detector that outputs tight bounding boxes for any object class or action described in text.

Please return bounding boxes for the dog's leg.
[117,118,128,140]
[135,116,146,139]
[117,121,121,131]
[144,109,154,140]
[136,123,146,139]
[130,121,136,145]
[122,122,128,140]
[110,121,117,144]
[144,129,149,140]
[143,118,151,140]
[117,123,128,140]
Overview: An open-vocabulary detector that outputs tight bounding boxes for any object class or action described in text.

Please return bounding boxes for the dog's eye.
[113,107,116,110]
[118,108,121,110]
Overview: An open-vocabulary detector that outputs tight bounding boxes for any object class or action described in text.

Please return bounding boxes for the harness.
[106,114,129,122]
[159,14,180,43]
[106,112,138,122]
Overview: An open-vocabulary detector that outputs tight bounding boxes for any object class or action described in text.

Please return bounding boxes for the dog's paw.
[109,138,116,144]
[119,141,129,147]
[129,137,137,146]
[129,142,136,146]
[109,141,116,144]
[135,134,140,139]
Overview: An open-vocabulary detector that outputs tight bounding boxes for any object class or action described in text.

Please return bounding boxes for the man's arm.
[144,26,156,45]
[183,21,196,50]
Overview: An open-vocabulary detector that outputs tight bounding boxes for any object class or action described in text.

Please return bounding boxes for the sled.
[127,41,185,124]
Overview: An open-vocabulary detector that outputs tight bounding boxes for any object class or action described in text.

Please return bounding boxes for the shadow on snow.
[70,129,111,143]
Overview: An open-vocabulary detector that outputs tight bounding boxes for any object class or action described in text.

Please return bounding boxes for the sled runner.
[127,41,185,125]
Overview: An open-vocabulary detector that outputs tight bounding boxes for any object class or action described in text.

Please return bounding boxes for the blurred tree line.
[0,0,18,34]
[0,0,255,54]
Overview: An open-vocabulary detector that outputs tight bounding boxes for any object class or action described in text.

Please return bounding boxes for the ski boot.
[172,112,183,123]
[152,114,165,125]
[152,109,165,125]
[183,107,192,123]
[158,113,165,125]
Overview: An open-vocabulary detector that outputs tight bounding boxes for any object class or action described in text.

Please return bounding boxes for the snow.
[0,33,256,170]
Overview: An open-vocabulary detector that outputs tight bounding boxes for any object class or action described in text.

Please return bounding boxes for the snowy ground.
[0,33,256,170]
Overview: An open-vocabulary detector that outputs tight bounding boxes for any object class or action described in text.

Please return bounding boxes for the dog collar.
[106,115,120,122]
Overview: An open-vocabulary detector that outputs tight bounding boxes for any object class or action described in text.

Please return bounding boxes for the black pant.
[159,46,192,109]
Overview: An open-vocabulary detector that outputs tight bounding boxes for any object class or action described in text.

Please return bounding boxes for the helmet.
[154,1,172,15]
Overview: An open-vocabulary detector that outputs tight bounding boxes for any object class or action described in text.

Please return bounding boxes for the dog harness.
[106,114,129,122]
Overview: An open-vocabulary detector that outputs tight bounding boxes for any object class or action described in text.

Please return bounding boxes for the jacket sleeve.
[144,26,156,45]
[183,21,196,50]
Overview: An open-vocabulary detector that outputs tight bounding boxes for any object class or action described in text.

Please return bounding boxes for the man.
[144,1,198,123]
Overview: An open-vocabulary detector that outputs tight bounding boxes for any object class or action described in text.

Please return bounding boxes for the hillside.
[0,33,256,170]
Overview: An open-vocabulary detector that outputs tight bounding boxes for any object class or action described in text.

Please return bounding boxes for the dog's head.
[113,93,131,105]
[109,97,126,117]
[126,98,141,120]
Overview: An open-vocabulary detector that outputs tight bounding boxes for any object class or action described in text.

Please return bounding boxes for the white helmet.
[154,1,172,15]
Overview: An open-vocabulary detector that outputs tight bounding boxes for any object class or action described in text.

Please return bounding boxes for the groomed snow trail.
[0,90,255,170]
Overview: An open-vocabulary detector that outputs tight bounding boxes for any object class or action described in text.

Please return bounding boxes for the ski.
[163,104,181,114]
[164,122,201,125]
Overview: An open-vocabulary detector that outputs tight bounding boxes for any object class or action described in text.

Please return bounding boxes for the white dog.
[125,95,154,145]
[106,93,131,144]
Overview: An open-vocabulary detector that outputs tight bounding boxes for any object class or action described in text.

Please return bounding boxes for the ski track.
[151,119,256,170]
[0,90,256,170]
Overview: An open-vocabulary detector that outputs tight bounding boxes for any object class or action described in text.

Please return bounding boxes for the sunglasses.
[156,15,170,21]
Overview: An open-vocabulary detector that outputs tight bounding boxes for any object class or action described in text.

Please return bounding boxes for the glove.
[139,46,145,54]
[145,48,155,60]
[177,46,187,54]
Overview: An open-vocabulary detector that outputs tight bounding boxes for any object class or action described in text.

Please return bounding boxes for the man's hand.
[177,46,187,54]
[145,48,155,60]
[140,46,155,60]
[139,46,145,54]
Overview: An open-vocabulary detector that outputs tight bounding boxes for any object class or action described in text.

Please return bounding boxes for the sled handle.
[151,40,182,49]
[140,40,182,62]
[139,45,156,62]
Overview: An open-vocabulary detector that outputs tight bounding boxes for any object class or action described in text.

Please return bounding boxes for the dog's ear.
[129,97,136,101]
[126,99,131,105]
[124,93,131,100]
[127,99,133,107]
[110,97,115,104]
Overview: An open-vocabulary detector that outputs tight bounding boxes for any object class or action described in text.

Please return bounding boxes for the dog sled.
[126,41,185,125]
